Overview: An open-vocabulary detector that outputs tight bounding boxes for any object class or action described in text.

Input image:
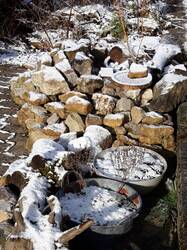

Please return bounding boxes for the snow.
[66,96,90,106]
[145,111,163,118]
[157,72,187,95]
[59,185,136,226]
[57,132,77,149]
[4,159,30,177]
[68,136,92,153]
[29,91,47,102]
[148,43,181,71]
[55,59,72,72]
[95,147,166,181]
[129,63,147,73]
[46,102,65,109]
[27,139,65,163]
[44,123,67,134]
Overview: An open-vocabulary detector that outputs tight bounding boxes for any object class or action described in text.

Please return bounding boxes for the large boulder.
[32,66,70,95]
[149,68,187,112]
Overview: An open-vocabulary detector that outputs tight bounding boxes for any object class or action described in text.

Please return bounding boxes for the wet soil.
[0,65,27,175]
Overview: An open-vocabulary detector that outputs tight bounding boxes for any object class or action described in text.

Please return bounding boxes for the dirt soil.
[0,65,27,175]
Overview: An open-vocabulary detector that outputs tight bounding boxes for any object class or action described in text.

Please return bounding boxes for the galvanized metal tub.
[94,146,167,194]
[58,178,142,235]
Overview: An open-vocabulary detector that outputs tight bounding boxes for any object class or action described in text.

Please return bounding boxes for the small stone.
[59,91,87,103]
[78,75,104,94]
[65,96,92,115]
[125,89,141,100]
[114,126,126,135]
[124,122,141,136]
[103,113,125,128]
[131,106,145,124]
[84,125,112,149]
[141,88,153,106]
[43,122,67,137]
[115,96,134,112]
[32,66,70,95]
[73,52,93,75]
[128,63,148,78]
[92,93,117,115]
[65,113,85,132]
[47,113,60,125]
[142,111,164,125]
[85,114,103,127]
[45,102,67,119]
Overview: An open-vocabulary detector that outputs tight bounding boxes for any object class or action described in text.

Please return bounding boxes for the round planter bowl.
[94,146,167,194]
[112,71,152,90]
[58,178,142,236]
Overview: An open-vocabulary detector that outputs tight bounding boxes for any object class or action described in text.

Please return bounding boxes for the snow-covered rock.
[45,102,67,119]
[84,125,112,150]
[59,91,87,103]
[65,96,92,115]
[78,75,104,94]
[73,52,93,75]
[27,139,65,163]
[142,112,164,125]
[103,113,125,128]
[32,66,70,95]
[92,93,117,115]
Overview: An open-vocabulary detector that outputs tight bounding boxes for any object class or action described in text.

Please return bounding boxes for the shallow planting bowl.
[94,146,167,194]
[112,70,152,90]
[58,178,142,236]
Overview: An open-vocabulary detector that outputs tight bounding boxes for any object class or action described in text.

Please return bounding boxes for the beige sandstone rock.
[22,91,49,106]
[53,50,66,64]
[115,96,134,112]
[141,88,153,106]
[17,103,47,127]
[43,122,67,137]
[125,89,141,100]
[55,59,79,87]
[73,52,93,75]
[45,102,67,119]
[103,113,125,128]
[65,96,92,115]
[142,111,164,125]
[65,113,85,132]
[78,75,104,94]
[85,114,103,127]
[131,106,145,124]
[114,126,126,135]
[92,93,117,115]
[47,113,60,125]
[116,134,139,146]
[25,119,44,132]
[59,91,87,103]
[26,129,58,151]
[0,211,12,223]
[139,124,174,147]
[32,66,70,95]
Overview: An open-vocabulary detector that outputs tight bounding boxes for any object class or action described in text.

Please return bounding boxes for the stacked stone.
[10,40,177,153]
